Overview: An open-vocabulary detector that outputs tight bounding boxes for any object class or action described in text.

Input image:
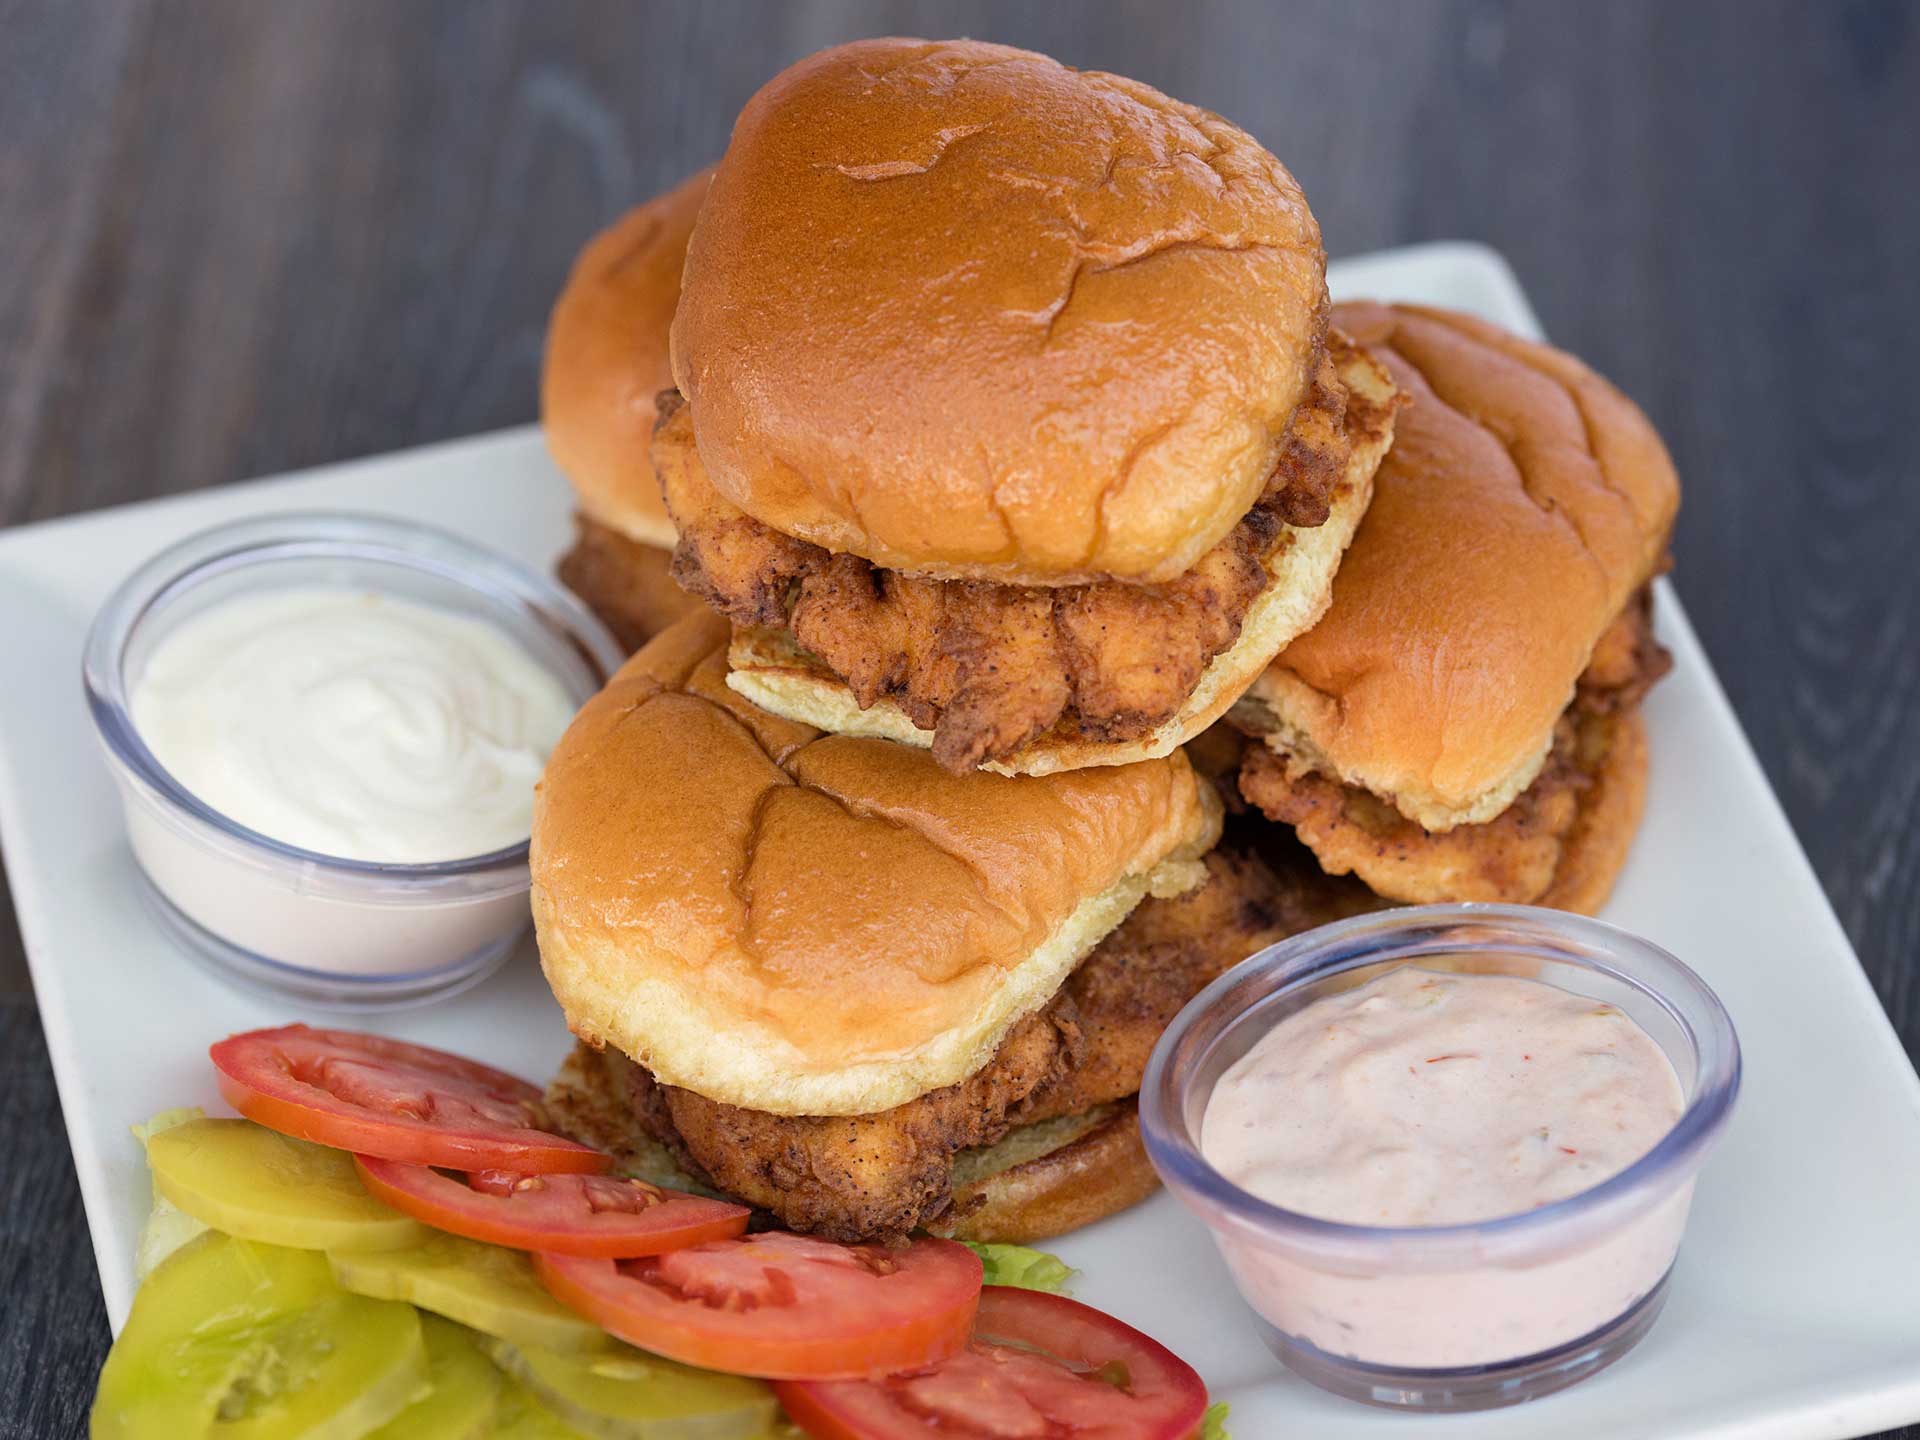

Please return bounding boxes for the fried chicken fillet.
[662,331,1400,773]
[556,518,704,652]
[549,846,1378,1240]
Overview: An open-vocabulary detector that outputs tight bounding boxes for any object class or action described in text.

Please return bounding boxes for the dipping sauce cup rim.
[82,510,624,884]
[1138,902,1741,1268]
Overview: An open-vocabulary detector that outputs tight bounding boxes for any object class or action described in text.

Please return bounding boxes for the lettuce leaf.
[1197,1401,1231,1438]
[130,1107,208,1279]
[960,1241,1077,1294]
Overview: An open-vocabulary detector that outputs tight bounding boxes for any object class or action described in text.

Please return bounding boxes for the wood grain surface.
[2,2,1916,1435]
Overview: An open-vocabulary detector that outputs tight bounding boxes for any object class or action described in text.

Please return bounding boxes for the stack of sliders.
[536,37,1396,1243]
[533,37,1679,1247]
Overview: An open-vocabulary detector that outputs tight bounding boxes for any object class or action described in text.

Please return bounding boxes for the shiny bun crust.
[531,611,1220,1117]
[542,169,711,548]
[1245,303,1680,829]
[670,37,1329,585]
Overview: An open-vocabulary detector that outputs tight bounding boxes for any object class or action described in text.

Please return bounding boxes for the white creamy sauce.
[131,587,574,864]
[1204,966,1684,1226]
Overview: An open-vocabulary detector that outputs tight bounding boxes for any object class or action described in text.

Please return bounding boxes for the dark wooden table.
[4,2,1916,1435]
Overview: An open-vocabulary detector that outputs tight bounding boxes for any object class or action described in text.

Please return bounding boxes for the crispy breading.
[608,845,1370,1239]
[1577,586,1672,712]
[658,389,820,629]
[1016,845,1379,1123]
[635,1006,1078,1241]
[555,514,704,652]
[661,338,1374,772]
[1239,592,1671,908]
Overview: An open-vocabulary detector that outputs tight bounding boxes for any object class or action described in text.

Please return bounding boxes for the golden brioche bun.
[670,37,1329,586]
[1238,303,1680,829]
[723,336,1401,774]
[531,611,1220,1118]
[542,169,711,549]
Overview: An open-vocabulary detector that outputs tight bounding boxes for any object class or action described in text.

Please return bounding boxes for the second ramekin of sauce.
[83,512,624,1010]
[1140,904,1740,1412]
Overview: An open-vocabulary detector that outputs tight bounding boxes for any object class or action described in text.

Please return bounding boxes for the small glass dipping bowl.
[1140,904,1740,1412]
[82,513,624,1011]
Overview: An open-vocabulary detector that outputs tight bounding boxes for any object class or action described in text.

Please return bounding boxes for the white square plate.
[3,244,1918,1438]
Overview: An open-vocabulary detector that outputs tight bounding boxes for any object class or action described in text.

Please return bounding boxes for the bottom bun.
[1536,706,1650,916]
[555,514,704,653]
[931,1100,1161,1245]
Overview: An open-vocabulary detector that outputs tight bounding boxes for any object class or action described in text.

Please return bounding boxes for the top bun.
[542,168,712,549]
[670,38,1328,585]
[531,611,1219,1117]
[1240,303,1680,830]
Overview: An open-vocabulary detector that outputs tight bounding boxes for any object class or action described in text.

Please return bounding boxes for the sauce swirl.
[132,587,573,864]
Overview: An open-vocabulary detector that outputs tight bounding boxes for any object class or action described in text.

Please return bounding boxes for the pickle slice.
[328,1230,612,1355]
[131,1109,211,1279]
[493,1376,595,1438]
[367,1316,500,1440]
[484,1337,779,1439]
[92,1232,427,1440]
[147,1119,427,1253]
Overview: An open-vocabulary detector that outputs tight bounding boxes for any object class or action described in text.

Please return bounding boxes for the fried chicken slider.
[1231,302,1681,914]
[543,168,713,650]
[661,38,1401,777]
[530,611,1277,1242]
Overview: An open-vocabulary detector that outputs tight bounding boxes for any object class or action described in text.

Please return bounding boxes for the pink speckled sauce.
[1201,966,1688,1368]
[1142,905,1741,1409]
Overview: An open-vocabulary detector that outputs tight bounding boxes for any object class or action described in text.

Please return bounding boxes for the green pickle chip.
[91,1233,427,1440]
[484,1336,780,1439]
[130,1109,211,1279]
[146,1119,427,1253]
[328,1230,612,1355]
[108,1113,789,1438]
[493,1376,595,1439]
[366,1315,500,1440]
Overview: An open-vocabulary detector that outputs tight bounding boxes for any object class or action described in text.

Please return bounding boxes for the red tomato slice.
[775,1286,1209,1440]
[210,1025,606,1174]
[353,1155,749,1257]
[535,1233,981,1380]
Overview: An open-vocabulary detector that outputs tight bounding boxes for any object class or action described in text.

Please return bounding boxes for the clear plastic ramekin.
[1140,904,1740,1411]
[82,512,624,1011]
